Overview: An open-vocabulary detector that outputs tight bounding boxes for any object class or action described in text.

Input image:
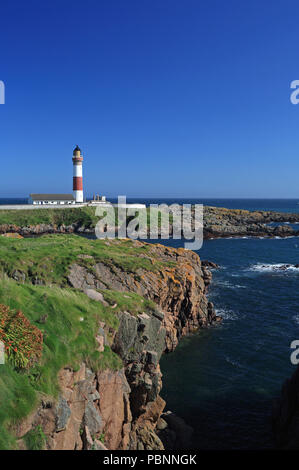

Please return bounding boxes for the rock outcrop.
[14,364,130,450]
[67,242,219,352]
[157,411,194,449]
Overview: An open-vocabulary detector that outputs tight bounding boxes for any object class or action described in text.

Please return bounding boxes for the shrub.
[0,304,43,369]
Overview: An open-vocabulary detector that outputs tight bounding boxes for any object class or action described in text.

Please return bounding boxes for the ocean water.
[2,197,299,449]
[155,199,299,449]
[0,198,28,205]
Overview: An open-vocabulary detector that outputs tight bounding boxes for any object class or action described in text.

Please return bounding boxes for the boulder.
[84,288,109,306]
[83,402,103,437]
[56,397,71,432]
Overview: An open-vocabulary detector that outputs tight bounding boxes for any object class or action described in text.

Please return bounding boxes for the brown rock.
[97,369,132,450]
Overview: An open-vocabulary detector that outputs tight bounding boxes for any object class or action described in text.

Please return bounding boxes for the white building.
[29,194,76,205]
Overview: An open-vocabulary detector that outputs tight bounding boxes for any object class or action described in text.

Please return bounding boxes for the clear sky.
[0,0,299,198]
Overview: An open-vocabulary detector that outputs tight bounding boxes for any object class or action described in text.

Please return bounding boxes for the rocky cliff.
[67,241,218,352]
[0,236,218,450]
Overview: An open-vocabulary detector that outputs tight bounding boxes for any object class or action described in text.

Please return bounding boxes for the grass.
[23,425,46,450]
[0,364,37,449]
[0,205,176,231]
[0,234,172,286]
[101,289,158,317]
[0,206,99,228]
[0,277,121,386]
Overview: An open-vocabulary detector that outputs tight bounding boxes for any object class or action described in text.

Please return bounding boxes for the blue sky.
[0,0,299,198]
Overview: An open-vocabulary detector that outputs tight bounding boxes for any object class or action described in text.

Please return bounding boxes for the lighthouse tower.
[72,145,84,203]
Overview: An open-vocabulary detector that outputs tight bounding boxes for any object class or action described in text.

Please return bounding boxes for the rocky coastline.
[1,205,299,239]
[0,236,219,450]
[2,204,298,450]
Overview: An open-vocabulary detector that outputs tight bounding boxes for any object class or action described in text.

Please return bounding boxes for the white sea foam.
[293,314,299,325]
[273,236,297,239]
[225,236,250,240]
[249,263,299,273]
[214,279,246,289]
[215,308,238,321]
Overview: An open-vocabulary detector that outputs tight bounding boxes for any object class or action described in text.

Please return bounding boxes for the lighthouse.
[72,145,84,203]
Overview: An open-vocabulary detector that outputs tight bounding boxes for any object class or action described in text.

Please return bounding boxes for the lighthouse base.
[74,190,83,203]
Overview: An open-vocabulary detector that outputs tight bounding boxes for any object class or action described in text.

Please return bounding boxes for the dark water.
[2,197,299,449]
[0,198,28,205]
[156,199,299,449]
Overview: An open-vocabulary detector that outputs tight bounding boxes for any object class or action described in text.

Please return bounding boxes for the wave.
[224,236,250,240]
[214,279,246,289]
[293,314,299,325]
[274,236,297,239]
[215,308,239,321]
[249,263,299,273]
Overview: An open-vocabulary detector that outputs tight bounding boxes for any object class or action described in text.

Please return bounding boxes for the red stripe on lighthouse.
[73,177,83,191]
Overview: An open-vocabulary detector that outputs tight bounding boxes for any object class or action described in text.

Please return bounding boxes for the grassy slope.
[0,206,99,227]
[0,234,171,449]
[0,234,172,286]
[0,206,166,229]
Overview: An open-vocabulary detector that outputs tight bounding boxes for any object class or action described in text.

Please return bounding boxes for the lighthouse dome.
[73,145,81,155]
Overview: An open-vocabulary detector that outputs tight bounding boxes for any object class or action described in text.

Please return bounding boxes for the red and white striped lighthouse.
[72,145,84,203]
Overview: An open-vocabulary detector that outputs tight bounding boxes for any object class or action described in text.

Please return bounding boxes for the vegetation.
[0,205,175,231]
[0,206,99,228]
[0,277,121,389]
[23,425,46,450]
[0,276,122,448]
[0,234,172,286]
[101,289,157,317]
[0,304,43,369]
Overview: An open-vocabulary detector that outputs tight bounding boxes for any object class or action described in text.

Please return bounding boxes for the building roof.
[29,194,75,201]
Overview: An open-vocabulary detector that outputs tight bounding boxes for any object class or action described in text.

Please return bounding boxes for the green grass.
[0,205,150,228]
[0,277,121,388]
[101,289,158,317]
[0,205,177,232]
[0,234,172,286]
[24,425,46,450]
[0,277,122,449]
[0,206,99,228]
[0,364,37,449]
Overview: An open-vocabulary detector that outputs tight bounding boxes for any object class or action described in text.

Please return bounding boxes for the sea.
[1,197,299,449]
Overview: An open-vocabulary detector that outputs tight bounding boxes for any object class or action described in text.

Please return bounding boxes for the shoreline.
[1,204,299,239]
[2,228,299,240]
